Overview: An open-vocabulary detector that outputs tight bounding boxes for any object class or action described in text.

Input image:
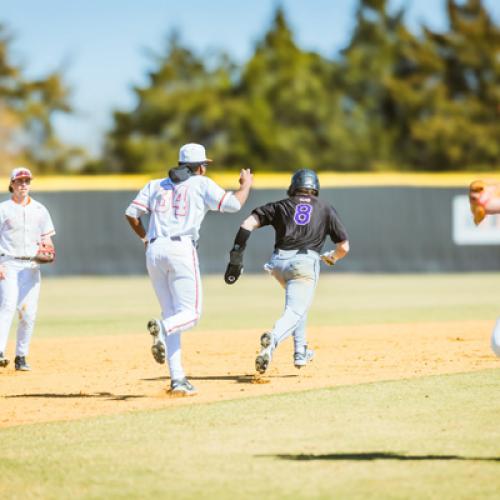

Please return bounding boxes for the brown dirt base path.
[0,320,498,428]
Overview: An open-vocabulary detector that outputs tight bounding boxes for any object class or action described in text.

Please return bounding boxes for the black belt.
[274,248,310,255]
[149,236,196,247]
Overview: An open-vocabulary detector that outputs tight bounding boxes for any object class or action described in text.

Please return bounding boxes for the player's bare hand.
[0,264,6,280]
[239,169,253,188]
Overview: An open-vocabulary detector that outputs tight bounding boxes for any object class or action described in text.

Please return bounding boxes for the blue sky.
[2,0,499,155]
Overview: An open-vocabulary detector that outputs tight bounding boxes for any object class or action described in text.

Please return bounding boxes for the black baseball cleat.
[14,356,31,371]
[255,353,270,374]
[0,352,9,368]
[260,332,272,349]
[147,319,166,364]
[255,332,274,374]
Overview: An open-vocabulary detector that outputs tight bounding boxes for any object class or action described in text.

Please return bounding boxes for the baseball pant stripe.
[165,245,201,334]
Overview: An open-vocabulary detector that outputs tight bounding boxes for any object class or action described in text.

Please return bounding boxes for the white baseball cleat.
[294,346,314,369]
[169,378,197,397]
[255,332,274,374]
[147,319,166,364]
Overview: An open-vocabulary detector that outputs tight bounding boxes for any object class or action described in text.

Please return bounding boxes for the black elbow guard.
[233,227,251,250]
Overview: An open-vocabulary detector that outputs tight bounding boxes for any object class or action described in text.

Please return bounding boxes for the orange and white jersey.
[0,197,55,257]
[125,175,241,242]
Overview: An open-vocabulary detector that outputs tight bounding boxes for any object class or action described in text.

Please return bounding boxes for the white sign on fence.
[453,195,500,245]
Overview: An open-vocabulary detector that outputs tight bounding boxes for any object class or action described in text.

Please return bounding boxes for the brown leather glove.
[469,180,488,225]
[34,242,56,264]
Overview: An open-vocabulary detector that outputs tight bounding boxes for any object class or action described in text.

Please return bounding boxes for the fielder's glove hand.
[469,180,500,225]
[224,249,244,284]
[469,180,488,225]
[320,251,336,267]
[34,242,56,264]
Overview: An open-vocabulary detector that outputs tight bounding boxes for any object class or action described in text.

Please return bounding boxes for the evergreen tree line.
[1,0,499,174]
[0,24,85,175]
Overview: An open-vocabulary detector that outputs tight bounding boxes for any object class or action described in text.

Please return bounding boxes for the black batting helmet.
[287,169,320,196]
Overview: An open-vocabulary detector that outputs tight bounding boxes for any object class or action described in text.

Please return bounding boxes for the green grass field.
[35,273,500,337]
[1,274,499,499]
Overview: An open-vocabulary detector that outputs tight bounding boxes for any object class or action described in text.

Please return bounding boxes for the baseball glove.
[469,180,488,225]
[468,180,500,225]
[34,242,56,264]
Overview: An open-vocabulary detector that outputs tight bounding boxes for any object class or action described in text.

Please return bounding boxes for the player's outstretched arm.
[320,240,350,267]
[224,214,260,284]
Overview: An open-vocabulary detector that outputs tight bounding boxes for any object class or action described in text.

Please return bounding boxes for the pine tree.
[337,0,418,169]
[234,7,335,171]
[0,24,75,174]
[407,0,500,169]
[105,32,236,172]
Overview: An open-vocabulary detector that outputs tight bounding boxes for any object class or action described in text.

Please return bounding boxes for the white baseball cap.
[10,167,33,181]
[178,143,212,164]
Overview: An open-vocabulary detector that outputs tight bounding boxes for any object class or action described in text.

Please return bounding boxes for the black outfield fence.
[32,187,499,276]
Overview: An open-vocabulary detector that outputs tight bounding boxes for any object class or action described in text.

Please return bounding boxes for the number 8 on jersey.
[294,203,313,225]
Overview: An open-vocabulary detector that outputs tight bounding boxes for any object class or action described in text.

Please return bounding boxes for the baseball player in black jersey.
[224,168,349,374]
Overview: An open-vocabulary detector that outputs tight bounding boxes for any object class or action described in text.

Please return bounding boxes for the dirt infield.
[0,320,497,428]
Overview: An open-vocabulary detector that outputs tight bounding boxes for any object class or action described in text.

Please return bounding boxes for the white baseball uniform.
[491,319,500,357]
[0,197,55,357]
[126,175,241,380]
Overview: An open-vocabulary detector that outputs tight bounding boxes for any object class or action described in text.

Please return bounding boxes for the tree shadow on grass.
[5,392,145,401]
[272,452,500,462]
